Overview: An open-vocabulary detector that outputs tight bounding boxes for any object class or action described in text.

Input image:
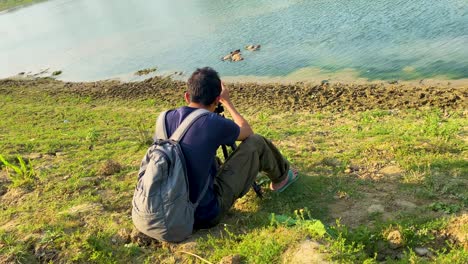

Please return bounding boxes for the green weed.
[429,202,462,214]
[86,128,100,144]
[0,154,38,188]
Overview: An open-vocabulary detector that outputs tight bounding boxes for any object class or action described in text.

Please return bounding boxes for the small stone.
[414,247,429,256]
[286,240,329,264]
[55,152,66,157]
[344,168,351,174]
[379,165,403,178]
[395,200,417,209]
[387,230,404,249]
[367,204,385,214]
[25,153,42,160]
[62,175,71,180]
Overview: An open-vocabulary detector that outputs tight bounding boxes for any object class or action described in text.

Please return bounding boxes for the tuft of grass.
[0,154,38,188]
[136,122,153,148]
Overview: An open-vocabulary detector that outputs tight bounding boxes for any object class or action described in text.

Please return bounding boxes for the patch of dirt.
[282,240,330,264]
[328,178,420,228]
[34,243,59,263]
[0,219,19,232]
[61,202,104,216]
[0,77,466,112]
[0,187,29,207]
[219,254,242,264]
[378,165,404,180]
[98,159,122,176]
[441,213,468,250]
[0,254,15,264]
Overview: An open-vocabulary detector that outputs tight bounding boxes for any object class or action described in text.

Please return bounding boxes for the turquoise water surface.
[0,0,467,82]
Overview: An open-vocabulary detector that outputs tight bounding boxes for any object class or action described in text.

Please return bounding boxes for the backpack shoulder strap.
[194,177,210,207]
[170,109,210,142]
[155,110,169,140]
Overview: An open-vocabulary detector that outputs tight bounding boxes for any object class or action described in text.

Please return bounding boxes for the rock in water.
[232,53,243,61]
[222,54,232,61]
[245,45,261,51]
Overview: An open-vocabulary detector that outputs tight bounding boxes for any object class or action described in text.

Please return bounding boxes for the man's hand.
[220,82,231,104]
[219,82,253,141]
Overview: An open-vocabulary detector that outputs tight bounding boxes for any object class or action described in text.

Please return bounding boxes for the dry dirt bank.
[0,77,466,111]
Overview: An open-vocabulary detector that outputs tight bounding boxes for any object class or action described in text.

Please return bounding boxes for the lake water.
[0,0,467,82]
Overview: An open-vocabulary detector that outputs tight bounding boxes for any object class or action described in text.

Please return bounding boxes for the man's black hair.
[187,67,222,106]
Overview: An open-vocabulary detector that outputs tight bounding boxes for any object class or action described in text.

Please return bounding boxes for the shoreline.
[7,68,468,89]
[2,75,466,112]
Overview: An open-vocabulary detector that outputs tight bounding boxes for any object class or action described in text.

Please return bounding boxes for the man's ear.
[184,92,191,103]
[214,96,221,105]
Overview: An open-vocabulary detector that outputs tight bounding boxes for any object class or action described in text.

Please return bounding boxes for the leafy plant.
[85,127,101,150]
[429,202,462,214]
[0,154,37,188]
[270,208,328,239]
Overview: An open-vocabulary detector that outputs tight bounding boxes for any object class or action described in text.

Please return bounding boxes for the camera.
[214,103,224,114]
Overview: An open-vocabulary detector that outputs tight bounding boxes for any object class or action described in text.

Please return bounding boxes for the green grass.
[0,84,466,263]
[0,0,46,11]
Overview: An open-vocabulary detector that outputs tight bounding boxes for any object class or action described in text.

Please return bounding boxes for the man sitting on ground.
[162,67,298,229]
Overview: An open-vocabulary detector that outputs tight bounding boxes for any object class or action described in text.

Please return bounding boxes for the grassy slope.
[0,83,466,263]
[0,0,45,11]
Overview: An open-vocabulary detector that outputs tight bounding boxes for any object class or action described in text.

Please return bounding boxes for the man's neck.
[188,102,213,112]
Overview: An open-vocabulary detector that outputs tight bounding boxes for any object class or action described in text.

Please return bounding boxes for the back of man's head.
[187,67,221,106]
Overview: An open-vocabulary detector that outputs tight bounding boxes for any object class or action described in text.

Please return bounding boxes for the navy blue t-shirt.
[164,106,240,222]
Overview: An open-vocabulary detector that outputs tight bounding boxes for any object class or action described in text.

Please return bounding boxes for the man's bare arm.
[219,83,253,141]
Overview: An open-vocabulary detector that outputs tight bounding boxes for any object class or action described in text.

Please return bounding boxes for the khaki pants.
[208,134,290,226]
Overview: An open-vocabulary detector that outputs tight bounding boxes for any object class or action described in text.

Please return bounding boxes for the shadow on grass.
[201,163,467,262]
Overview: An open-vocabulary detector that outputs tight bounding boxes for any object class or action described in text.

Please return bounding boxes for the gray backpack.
[132,109,210,242]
